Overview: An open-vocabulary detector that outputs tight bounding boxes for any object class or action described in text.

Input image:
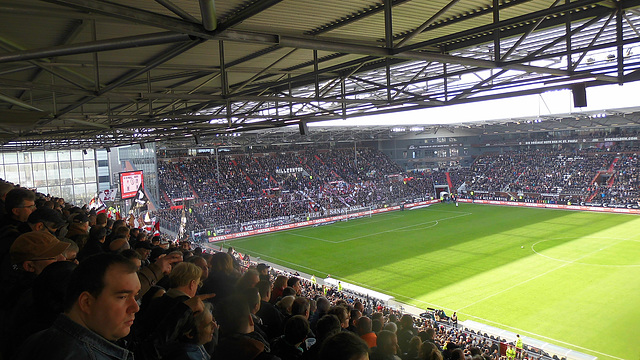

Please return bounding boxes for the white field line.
[287,212,472,244]
[453,313,626,360]
[334,214,404,228]
[455,238,625,313]
[531,237,640,267]
[227,208,470,244]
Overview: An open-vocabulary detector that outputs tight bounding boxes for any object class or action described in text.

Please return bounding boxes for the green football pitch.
[224,203,640,360]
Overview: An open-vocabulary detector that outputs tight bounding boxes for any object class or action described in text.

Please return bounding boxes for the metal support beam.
[230,48,297,95]
[155,0,199,22]
[217,0,283,32]
[493,0,500,62]
[396,0,609,53]
[384,0,393,49]
[92,20,101,92]
[502,0,562,61]
[396,0,460,48]
[571,13,614,71]
[0,92,45,112]
[0,37,91,90]
[54,39,204,118]
[198,0,217,31]
[0,32,193,64]
[517,15,604,63]
[617,4,624,82]
[313,50,320,99]
[565,0,572,72]
[453,69,507,100]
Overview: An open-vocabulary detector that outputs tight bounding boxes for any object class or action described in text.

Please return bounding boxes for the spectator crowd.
[155,145,640,236]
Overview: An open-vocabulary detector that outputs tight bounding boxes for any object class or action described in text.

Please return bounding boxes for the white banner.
[99,188,118,202]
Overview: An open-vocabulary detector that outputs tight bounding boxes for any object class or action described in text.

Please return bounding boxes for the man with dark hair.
[306,314,342,360]
[291,296,311,319]
[287,277,303,296]
[77,226,107,262]
[95,212,108,228]
[256,280,284,340]
[134,241,153,266]
[357,316,377,348]
[27,207,68,238]
[348,309,362,333]
[396,314,417,354]
[257,263,271,281]
[327,305,350,330]
[0,188,36,264]
[214,294,280,360]
[422,327,442,352]
[271,315,309,360]
[66,212,90,248]
[0,182,14,216]
[1,188,36,229]
[310,296,330,334]
[370,330,400,360]
[16,253,140,359]
[319,331,369,360]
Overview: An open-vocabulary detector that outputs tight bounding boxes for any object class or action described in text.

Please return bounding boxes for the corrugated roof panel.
[235,1,385,37]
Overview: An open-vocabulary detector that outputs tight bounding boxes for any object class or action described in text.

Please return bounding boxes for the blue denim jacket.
[15,314,134,360]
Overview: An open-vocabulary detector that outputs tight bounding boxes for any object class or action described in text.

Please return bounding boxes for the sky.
[313,80,640,127]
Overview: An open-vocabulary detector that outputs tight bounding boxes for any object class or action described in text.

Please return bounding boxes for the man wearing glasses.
[10,231,70,276]
[0,207,68,273]
[1,231,70,329]
[0,188,36,229]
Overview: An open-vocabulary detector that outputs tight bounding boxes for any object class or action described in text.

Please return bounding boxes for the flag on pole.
[88,195,107,214]
[98,188,118,202]
[132,184,149,212]
[177,206,187,241]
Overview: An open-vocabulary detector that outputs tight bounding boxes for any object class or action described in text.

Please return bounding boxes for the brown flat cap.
[10,231,70,264]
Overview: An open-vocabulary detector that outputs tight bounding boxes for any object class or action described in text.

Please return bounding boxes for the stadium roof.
[1,0,640,151]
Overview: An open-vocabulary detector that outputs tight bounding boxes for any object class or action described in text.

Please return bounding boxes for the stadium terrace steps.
[608,157,619,172]
[445,172,453,189]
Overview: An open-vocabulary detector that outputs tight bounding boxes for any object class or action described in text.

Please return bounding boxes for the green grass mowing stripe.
[229,203,640,360]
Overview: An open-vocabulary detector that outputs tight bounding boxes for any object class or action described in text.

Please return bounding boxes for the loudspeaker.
[299,121,309,136]
[571,83,587,107]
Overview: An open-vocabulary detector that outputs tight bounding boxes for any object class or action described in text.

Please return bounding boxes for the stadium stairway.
[161,189,173,206]
[445,172,453,189]
[608,157,619,172]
